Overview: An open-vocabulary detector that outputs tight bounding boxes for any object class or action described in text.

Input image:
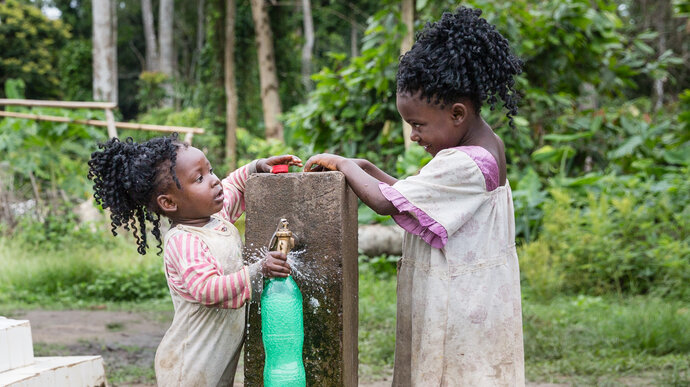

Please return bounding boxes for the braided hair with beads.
[87,134,186,255]
[396,6,523,126]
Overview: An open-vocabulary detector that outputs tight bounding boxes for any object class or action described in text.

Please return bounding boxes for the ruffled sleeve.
[379,148,491,248]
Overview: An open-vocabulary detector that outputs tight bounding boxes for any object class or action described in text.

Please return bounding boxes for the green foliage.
[236,127,299,170]
[0,0,71,99]
[0,82,107,200]
[12,212,118,251]
[57,39,92,101]
[283,6,406,174]
[519,170,689,299]
[532,98,689,178]
[133,106,224,170]
[135,72,169,112]
[358,253,398,277]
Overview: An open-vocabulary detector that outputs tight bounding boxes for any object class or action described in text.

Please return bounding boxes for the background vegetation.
[1,0,688,385]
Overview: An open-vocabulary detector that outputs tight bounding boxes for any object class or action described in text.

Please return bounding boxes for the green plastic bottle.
[261,275,306,386]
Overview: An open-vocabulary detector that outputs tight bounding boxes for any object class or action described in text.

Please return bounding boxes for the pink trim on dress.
[453,146,500,191]
[379,182,448,248]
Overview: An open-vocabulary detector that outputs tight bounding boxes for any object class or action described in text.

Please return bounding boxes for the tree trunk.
[400,0,415,149]
[250,0,283,140]
[192,0,206,80]
[92,0,118,103]
[141,0,159,71]
[159,0,175,106]
[350,20,359,57]
[653,1,668,112]
[225,0,238,168]
[301,0,314,92]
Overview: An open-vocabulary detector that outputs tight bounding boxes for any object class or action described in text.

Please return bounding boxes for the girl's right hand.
[262,251,291,278]
[303,153,346,172]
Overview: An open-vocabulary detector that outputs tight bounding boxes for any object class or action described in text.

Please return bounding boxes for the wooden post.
[104,108,118,138]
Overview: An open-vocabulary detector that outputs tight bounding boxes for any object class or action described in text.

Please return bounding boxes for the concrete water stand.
[243,171,359,386]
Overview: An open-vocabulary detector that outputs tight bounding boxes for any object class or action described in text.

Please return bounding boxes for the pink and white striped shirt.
[163,162,255,309]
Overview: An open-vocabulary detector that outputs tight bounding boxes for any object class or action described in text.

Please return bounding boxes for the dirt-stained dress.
[379,146,525,386]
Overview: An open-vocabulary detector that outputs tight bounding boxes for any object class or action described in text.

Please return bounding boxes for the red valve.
[271,165,289,174]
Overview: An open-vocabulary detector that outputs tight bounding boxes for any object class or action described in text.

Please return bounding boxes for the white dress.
[379,146,525,386]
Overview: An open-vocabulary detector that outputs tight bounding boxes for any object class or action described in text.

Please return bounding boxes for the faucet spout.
[269,218,295,255]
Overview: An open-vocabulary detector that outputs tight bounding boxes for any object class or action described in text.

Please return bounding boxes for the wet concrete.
[243,171,359,386]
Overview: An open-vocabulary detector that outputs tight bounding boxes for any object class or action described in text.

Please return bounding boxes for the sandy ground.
[5,309,564,387]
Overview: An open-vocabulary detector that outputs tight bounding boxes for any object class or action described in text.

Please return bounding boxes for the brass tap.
[269,218,295,255]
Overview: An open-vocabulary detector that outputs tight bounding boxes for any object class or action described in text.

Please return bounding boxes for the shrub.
[519,170,689,299]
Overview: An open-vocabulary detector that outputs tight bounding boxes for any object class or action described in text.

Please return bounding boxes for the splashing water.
[244,245,335,295]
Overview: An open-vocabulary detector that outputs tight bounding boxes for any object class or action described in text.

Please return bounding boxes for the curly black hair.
[87,134,186,255]
[397,6,523,125]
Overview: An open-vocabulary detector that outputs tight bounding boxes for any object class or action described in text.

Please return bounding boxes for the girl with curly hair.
[304,7,525,385]
[88,134,302,386]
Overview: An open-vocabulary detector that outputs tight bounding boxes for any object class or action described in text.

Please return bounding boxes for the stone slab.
[0,317,34,373]
[243,171,358,387]
[0,356,107,387]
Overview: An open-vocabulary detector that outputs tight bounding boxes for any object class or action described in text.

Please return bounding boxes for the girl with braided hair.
[88,134,302,386]
[304,7,524,385]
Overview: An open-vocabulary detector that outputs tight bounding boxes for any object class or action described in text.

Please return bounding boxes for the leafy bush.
[0,0,71,99]
[519,170,689,299]
[136,72,170,112]
[57,39,92,101]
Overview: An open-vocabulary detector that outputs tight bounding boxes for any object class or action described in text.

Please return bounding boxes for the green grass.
[523,293,690,386]
[0,235,168,305]
[358,269,397,380]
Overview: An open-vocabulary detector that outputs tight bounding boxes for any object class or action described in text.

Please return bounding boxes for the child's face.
[396,92,465,156]
[166,146,224,222]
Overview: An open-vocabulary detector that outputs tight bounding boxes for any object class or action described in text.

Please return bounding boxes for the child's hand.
[261,251,291,278]
[303,153,345,172]
[257,155,303,173]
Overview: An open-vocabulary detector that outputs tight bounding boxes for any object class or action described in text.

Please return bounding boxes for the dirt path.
[5,309,394,387]
[5,309,563,387]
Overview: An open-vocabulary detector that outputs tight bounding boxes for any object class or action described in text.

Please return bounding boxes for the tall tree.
[141,0,159,71]
[225,0,238,168]
[400,0,415,149]
[193,0,206,79]
[250,0,283,140]
[159,0,174,105]
[92,0,118,103]
[301,0,314,92]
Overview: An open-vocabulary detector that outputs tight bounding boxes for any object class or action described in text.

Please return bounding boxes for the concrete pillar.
[244,171,358,386]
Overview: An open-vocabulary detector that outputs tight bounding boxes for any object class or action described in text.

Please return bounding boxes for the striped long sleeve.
[218,161,257,223]
[164,232,251,309]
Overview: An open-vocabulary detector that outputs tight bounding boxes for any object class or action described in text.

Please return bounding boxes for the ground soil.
[6,309,565,387]
[6,309,397,387]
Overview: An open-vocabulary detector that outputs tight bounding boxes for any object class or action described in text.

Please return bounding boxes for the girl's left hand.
[303,153,345,172]
[258,155,303,172]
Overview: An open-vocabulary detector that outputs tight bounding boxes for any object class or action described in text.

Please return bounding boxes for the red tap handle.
[271,165,289,174]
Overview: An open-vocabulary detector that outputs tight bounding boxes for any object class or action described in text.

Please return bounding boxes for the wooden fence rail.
[0,98,204,143]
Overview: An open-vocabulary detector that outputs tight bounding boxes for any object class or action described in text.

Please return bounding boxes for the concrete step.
[0,356,107,387]
[0,318,34,373]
